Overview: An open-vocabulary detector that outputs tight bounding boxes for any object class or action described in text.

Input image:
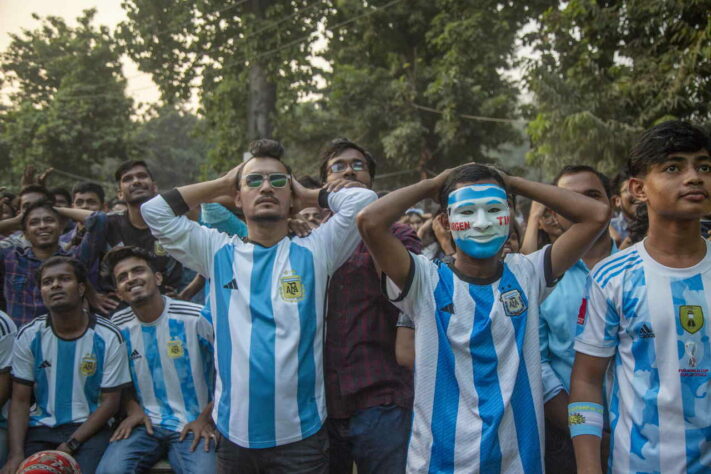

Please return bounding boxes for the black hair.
[318,138,377,182]
[36,256,88,287]
[49,187,71,206]
[553,165,612,199]
[107,197,127,209]
[297,175,322,189]
[115,160,153,182]
[438,164,507,210]
[611,171,629,196]
[21,200,60,229]
[103,246,160,283]
[628,121,711,177]
[72,182,105,204]
[19,185,54,204]
[235,139,292,189]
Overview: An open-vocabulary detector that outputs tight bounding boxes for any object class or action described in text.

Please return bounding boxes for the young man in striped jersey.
[0,311,17,466]
[141,139,377,473]
[571,121,711,473]
[356,164,609,473]
[96,246,215,474]
[2,257,131,474]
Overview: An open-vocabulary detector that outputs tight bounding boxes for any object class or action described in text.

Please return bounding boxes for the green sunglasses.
[243,173,291,188]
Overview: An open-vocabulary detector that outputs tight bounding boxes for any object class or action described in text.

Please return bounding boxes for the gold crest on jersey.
[80,354,97,376]
[280,271,304,302]
[167,338,184,358]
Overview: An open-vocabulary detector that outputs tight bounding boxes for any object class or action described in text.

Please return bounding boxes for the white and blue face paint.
[447,184,510,259]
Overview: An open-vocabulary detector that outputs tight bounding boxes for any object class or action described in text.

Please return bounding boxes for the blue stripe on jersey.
[84,333,106,413]
[468,282,503,473]
[168,318,200,421]
[198,335,214,402]
[593,252,639,288]
[213,244,235,436]
[592,250,638,282]
[289,243,320,437]
[671,275,711,472]
[599,256,642,289]
[122,329,143,402]
[499,268,542,473]
[31,332,49,422]
[248,245,278,446]
[428,264,458,474]
[142,325,180,429]
[55,339,77,425]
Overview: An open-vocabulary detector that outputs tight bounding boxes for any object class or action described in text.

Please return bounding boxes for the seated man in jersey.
[0,310,17,467]
[356,164,609,473]
[141,139,377,473]
[2,257,131,474]
[96,246,215,474]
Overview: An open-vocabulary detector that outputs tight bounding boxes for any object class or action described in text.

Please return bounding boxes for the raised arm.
[508,176,610,279]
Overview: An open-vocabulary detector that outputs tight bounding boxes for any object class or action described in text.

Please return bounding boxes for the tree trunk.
[247,0,276,140]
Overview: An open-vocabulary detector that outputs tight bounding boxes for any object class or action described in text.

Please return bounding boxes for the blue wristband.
[568,402,604,438]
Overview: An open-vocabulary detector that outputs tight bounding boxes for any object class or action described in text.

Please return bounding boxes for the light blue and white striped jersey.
[0,310,17,427]
[576,240,711,473]
[112,297,214,432]
[11,314,131,427]
[385,248,555,473]
[142,187,377,448]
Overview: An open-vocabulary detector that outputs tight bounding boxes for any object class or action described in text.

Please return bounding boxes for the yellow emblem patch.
[680,305,704,335]
[80,354,97,376]
[280,271,304,302]
[167,338,184,358]
[154,241,167,256]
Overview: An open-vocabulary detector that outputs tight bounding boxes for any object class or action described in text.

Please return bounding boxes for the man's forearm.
[358,179,438,232]
[570,377,605,472]
[55,207,92,223]
[67,393,120,444]
[177,178,234,210]
[509,177,608,224]
[7,398,30,457]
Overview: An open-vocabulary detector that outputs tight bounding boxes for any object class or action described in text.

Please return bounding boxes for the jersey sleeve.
[197,316,214,347]
[0,315,17,373]
[521,245,557,302]
[383,253,437,321]
[101,335,132,392]
[141,193,234,278]
[11,328,35,385]
[396,312,415,329]
[574,275,620,358]
[302,187,377,275]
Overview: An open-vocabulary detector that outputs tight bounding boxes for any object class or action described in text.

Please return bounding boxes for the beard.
[251,213,284,223]
[125,193,154,206]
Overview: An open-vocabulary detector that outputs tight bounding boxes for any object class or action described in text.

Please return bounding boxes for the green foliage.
[0,9,134,187]
[525,0,711,176]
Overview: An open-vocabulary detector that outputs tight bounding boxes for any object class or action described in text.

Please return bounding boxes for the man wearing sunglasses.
[319,138,421,474]
[141,138,377,473]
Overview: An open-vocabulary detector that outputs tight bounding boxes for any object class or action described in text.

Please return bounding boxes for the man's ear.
[438,212,450,231]
[611,195,622,209]
[79,282,86,299]
[154,272,163,288]
[628,177,647,203]
[117,189,124,200]
[234,190,242,209]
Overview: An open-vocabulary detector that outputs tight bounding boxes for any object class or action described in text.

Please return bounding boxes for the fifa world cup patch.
[500,289,526,316]
[167,338,184,358]
[80,354,97,376]
[280,271,305,302]
[679,305,704,334]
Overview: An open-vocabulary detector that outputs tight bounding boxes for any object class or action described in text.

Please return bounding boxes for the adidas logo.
[130,350,142,360]
[39,360,51,369]
[223,279,239,290]
[639,324,655,339]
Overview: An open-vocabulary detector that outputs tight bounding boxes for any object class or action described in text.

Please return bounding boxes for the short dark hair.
[553,165,612,198]
[103,246,159,283]
[72,182,105,204]
[36,256,88,287]
[297,175,322,189]
[611,171,629,196]
[438,164,508,210]
[235,139,292,189]
[49,187,71,205]
[627,121,711,177]
[115,160,153,182]
[21,200,60,229]
[19,185,54,204]
[319,138,377,182]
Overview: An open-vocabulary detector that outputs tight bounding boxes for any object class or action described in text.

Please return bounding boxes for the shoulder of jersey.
[0,311,16,337]
[590,244,643,289]
[167,300,204,319]
[110,307,137,328]
[16,315,48,339]
[94,315,125,343]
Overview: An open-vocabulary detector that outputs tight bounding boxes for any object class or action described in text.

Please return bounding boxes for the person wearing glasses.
[140,139,377,474]
[318,138,421,474]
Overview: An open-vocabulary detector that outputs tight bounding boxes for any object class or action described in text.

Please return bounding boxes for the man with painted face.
[357,164,609,473]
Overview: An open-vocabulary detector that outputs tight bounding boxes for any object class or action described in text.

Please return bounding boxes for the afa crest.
[679,305,704,335]
[500,289,526,316]
[280,271,304,302]
[153,241,167,256]
[167,338,184,358]
[80,354,97,376]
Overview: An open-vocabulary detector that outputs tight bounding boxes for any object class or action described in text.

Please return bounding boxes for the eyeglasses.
[243,173,291,188]
[328,159,367,174]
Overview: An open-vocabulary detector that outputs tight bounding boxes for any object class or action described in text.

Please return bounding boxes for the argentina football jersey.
[384,247,556,473]
[141,187,377,448]
[0,311,16,427]
[112,297,214,432]
[11,314,130,427]
[576,240,711,473]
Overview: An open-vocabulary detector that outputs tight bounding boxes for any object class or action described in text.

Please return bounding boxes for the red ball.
[17,450,81,473]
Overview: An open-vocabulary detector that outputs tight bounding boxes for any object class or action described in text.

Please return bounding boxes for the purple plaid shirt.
[324,222,421,418]
[0,213,106,328]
